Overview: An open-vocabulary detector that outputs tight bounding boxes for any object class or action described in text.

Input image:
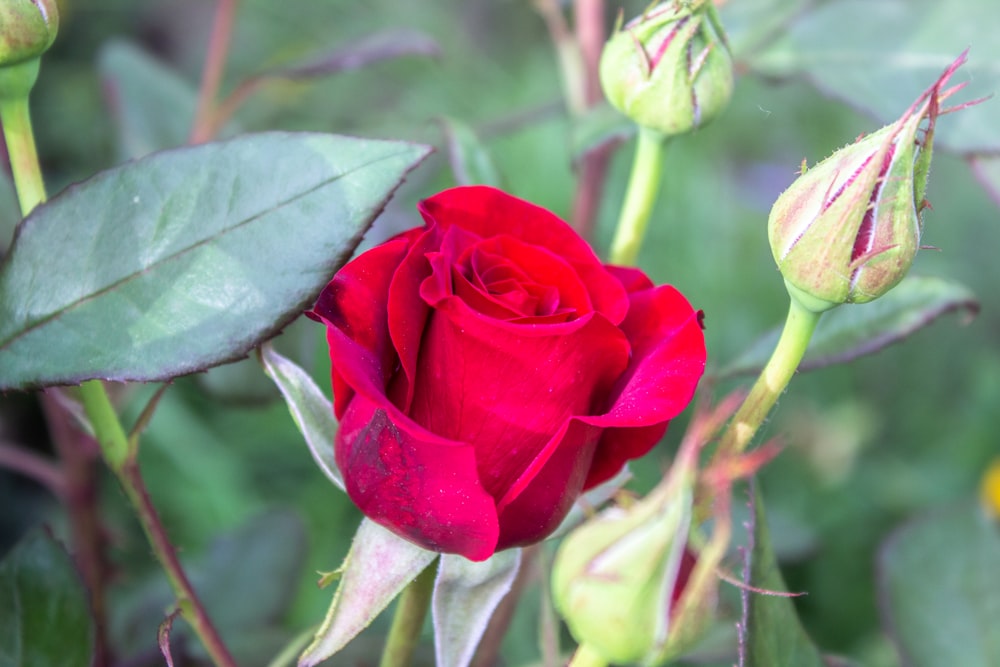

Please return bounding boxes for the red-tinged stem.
[570,0,619,242]
[0,438,65,499]
[39,391,112,667]
[189,0,239,144]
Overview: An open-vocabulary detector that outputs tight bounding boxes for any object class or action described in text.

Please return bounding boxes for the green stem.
[717,297,822,456]
[567,643,608,667]
[379,560,438,667]
[608,126,666,266]
[0,75,45,217]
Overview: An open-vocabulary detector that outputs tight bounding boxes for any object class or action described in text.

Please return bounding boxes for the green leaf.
[877,501,1000,667]
[0,530,95,667]
[0,132,430,390]
[98,40,201,159]
[718,276,979,378]
[260,342,344,491]
[299,518,437,666]
[432,550,522,667]
[439,117,503,187]
[747,0,998,153]
[741,484,826,667]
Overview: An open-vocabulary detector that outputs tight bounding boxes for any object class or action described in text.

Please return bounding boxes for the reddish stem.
[570,0,616,243]
[39,391,112,667]
[189,0,239,144]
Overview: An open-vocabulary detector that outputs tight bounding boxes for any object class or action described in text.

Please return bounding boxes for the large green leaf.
[718,276,979,378]
[748,0,998,153]
[877,501,1000,667]
[0,530,95,667]
[0,132,429,390]
[741,484,826,667]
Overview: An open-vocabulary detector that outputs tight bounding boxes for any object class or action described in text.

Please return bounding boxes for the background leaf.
[746,0,998,153]
[439,117,504,187]
[260,342,343,491]
[717,276,979,378]
[741,484,826,667]
[877,501,1000,667]
[98,40,202,159]
[433,550,522,667]
[299,519,437,667]
[0,530,95,667]
[0,132,429,390]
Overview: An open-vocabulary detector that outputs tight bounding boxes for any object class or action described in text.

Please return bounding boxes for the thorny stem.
[189,0,239,144]
[379,560,438,667]
[608,126,666,265]
[3,71,238,667]
[716,297,822,457]
[0,438,64,498]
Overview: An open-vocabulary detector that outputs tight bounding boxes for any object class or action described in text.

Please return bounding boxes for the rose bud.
[0,0,58,66]
[768,53,976,313]
[308,186,706,561]
[599,0,733,137]
[551,462,710,665]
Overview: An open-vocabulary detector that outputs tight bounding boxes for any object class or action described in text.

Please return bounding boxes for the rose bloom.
[309,186,705,561]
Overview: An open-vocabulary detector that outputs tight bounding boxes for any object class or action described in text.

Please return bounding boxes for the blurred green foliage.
[1,0,998,665]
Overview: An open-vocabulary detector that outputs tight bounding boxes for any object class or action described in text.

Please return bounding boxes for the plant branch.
[189,0,239,144]
[77,381,239,667]
[379,560,438,667]
[716,297,822,457]
[39,390,113,667]
[0,438,65,498]
[608,126,666,265]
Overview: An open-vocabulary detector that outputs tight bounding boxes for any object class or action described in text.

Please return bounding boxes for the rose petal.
[582,285,707,488]
[308,237,411,418]
[336,392,500,561]
[604,264,655,293]
[494,418,603,549]
[407,297,630,502]
[417,186,630,323]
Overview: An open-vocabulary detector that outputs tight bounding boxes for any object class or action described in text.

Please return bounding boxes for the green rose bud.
[0,0,58,66]
[552,464,713,665]
[599,0,733,137]
[768,53,973,313]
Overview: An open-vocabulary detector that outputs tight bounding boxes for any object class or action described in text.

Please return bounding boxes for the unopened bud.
[768,53,974,313]
[552,470,712,665]
[0,0,58,66]
[599,0,733,137]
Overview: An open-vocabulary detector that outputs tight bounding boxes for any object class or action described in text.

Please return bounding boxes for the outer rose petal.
[582,285,707,488]
[495,419,603,549]
[336,392,500,561]
[417,186,630,324]
[308,237,410,419]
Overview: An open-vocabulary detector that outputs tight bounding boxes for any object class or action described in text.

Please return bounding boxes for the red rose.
[308,186,705,561]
